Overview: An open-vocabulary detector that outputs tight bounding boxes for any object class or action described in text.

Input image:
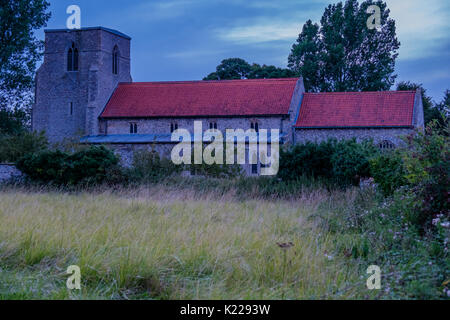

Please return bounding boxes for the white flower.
[324,253,334,260]
[440,221,450,229]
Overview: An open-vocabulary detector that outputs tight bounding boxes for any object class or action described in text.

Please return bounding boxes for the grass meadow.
[0,182,382,300]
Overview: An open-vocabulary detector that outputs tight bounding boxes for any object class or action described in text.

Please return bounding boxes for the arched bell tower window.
[67,42,79,71]
[112,46,119,75]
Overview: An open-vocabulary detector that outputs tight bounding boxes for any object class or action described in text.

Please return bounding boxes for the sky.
[37,0,450,102]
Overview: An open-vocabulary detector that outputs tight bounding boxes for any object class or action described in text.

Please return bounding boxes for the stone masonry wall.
[108,143,269,176]
[0,164,22,182]
[106,116,291,136]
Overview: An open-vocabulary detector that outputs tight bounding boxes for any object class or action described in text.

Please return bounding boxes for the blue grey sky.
[37,0,450,102]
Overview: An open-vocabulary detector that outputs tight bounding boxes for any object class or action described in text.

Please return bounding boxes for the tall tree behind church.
[288,0,400,92]
[0,0,51,114]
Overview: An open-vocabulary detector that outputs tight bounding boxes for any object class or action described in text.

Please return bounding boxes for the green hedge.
[17,146,119,185]
[279,139,378,186]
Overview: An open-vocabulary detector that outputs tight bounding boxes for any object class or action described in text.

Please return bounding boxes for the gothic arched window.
[379,140,395,150]
[112,46,119,75]
[67,42,79,71]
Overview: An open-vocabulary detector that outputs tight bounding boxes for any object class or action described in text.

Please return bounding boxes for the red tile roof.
[100,79,299,118]
[295,91,416,128]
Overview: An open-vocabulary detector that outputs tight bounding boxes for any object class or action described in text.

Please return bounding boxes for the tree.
[204,58,252,80]
[0,106,30,134]
[204,58,296,80]
[0,0,51,109]
[288,0,400,92]
[436,90,449,119]
[248,64,297,79]
[396,82,443,126]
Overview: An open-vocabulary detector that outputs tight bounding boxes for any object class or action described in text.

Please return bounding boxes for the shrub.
[127,149,183,183]
[66,146,119,184]
[17,146,119,185]
[370,151,408,195]
[331,139,378,186]
[16,150,68,184]
[279,140,336,181]
[279,139,378,186]
[402,121,450,227]
[0,131,48,163]
[186,142,242,179]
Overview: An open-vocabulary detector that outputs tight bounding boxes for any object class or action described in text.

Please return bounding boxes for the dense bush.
[0,131,48,163]
[16,150,68,183]
[369,119,449,229]
[403,121,449,227]
[127,149,183,183]
[17,146,119,185]
[186,142,242,179]
[331,139,377,185]
[278,140,336,181]
[66,146,119,184]
[369,151,407,195]
[279,138,378,186]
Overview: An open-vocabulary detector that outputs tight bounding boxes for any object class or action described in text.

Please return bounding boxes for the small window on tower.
[130,123,138,134]
[69,102,73,116]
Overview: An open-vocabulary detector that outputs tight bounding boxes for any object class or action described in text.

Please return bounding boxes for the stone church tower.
[33,27,132,143]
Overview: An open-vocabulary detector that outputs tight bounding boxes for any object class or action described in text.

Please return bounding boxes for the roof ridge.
[305,90,416,95]
[44,26,131,39]
[118,78,299,85]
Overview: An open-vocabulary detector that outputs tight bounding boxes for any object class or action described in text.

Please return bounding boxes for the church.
[32,27,424,175]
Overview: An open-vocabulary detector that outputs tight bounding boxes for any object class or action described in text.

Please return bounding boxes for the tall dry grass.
[0,186,372,299]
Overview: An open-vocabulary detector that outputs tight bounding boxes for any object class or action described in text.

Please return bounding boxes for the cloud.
[386,0,450,60]
[214,6,322,44]
[166,49,226,59]
[215,0,449,61]
[124,0,195,22]
[216,23,301,43]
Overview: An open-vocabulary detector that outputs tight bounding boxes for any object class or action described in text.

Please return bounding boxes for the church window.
[251,122,259,133]
[379,140,395,150]
[112,46,119,75]
[209,122,218,131]
[130,123,138,134]
[69,102,73,116]
[67,42,79,72]
[171,123,178,133]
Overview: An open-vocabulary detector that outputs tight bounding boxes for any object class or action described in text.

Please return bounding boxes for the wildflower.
[324,252,334,260]
[277,242,294,249]
[440,221,450,229]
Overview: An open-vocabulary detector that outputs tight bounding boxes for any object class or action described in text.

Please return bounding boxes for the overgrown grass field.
[0,184,381,300]
[0,179,447,300]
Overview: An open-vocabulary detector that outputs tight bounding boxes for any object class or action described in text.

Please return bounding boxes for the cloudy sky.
[38,0,450,102]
